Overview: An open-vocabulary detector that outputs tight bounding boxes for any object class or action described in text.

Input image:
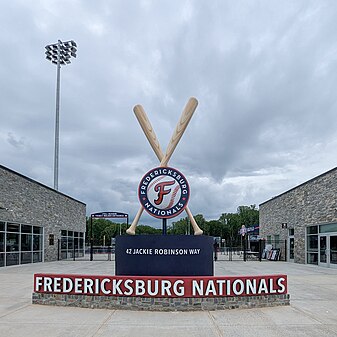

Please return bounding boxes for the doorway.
[288,236,294,262]
[318,234,337,268]
[287,228,294,262]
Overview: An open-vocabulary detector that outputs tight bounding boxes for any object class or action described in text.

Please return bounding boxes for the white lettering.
[44,277,53,292]
[205,280,217,296]
[246,279,257,295]
[277,277,286,293]
[112,279,123,295]
[74,278,82,293]
[216,280,226,296]
[233,280,245,295]
[269,278,277,294]
[35,277,43,292]
[161,280,172,296]
[135,280,146,295]
[101,279,111,295]
[63,278,73,293]
[192,280,203,296]
[124,279,134,296]
[173,280,185,296]
[147,280,159,296]
[83,278,94,294]
[53,277,62,292]
[258,279,268,294]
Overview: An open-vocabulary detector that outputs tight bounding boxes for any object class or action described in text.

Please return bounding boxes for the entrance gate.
[89,211,128,261]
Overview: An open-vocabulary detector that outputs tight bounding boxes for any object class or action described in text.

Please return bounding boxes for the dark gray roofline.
[259,166,337,207]
[0,164,86,206]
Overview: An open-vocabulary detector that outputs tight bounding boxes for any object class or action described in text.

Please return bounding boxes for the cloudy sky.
[1,1,337,227]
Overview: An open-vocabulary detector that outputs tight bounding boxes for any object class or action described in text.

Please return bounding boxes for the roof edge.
[0,164,86,206]
[259,166,337,206]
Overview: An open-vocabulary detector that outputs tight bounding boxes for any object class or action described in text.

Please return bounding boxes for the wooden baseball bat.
[160,97,198,167]
[133,104,164,162]
[126,98,203,235]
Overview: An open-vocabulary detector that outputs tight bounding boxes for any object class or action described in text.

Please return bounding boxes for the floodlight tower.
[45,40,77,190]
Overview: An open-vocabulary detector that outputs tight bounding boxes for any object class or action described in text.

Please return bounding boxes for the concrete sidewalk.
[0,260,337,337]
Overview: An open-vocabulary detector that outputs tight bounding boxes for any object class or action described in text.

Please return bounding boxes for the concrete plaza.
[0,258,337,337]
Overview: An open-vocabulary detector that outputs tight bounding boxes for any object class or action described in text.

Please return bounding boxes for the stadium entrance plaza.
[1,259,337,337]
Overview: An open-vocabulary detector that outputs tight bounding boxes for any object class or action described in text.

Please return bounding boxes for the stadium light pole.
[45,39,77,190]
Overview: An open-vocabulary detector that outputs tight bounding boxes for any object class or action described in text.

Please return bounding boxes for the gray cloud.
[1,1,337,227]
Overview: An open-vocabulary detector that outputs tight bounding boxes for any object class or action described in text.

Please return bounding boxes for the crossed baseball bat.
[126,97,203,236]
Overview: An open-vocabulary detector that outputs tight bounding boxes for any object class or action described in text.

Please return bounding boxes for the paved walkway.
[0,259,337,336]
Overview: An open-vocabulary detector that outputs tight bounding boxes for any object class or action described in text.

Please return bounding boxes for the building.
[259,167,337,268]
[0,165,86,267]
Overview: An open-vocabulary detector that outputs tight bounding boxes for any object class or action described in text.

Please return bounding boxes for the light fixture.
[45,39,78,190]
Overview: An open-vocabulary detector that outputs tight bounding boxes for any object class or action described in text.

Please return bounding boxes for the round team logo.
[138,167,190,219]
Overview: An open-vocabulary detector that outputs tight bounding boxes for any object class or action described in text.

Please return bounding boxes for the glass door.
[330,235,337,268]
[319,235,328,267]
[319,234,337,268]
[288,237,294,262]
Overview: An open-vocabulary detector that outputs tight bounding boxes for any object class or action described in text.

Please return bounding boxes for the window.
[0,232,4,267]
[0,221,43,267]
[22,225,32,233]
[33,226,43,234]
[307,226,318,265]
[7,223,20,232]
[60,229,84,260]
[6,233,19,252]
[319,223,337,234]
[0,232,4,252]
[21,234,32,251]
[307,226,318,234]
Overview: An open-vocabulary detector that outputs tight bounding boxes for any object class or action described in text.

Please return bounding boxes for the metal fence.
[59,240,287,263]
[85,246,115,261]
[58,246,115,261]
[214,240,287,262]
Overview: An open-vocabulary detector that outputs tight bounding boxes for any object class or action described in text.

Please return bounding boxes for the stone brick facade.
[32,292,290,311]
[0,165,86,262]
[259,167,337,264]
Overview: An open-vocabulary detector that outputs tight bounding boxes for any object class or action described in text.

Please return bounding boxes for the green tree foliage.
[86,218,127,246]
[169,217,189,234]
[219,212,241,246]
[219,205,259,246]
[136,225,161,235]
[169,214,206,235]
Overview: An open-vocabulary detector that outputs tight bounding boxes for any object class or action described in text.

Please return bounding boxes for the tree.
[207,220,222,237]
[237,205,259,227]
[86,218,127,246]
[170,214,207,235]
[170,217,189,234]
[219,212,241,247]
[136,225,161,235]
[219,205,259,247]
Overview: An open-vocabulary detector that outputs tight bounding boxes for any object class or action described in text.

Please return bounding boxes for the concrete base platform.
[32,292,290,311]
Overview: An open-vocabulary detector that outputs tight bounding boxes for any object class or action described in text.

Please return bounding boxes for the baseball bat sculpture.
[131,100,202,235]
[126,97,203,235]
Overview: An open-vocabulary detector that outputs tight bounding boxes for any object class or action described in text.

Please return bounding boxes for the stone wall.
[0,165,86,262]
[32,292,290,311]
[259,167,337,264]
